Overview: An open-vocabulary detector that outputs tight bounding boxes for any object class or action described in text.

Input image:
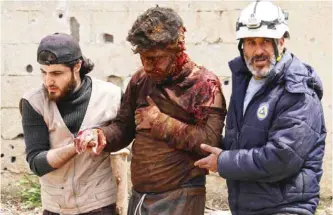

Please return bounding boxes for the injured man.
[75,6,227,215]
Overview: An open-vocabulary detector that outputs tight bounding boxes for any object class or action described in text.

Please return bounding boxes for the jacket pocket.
[78,167,113,195]
[282,171,317,203]
[95,187,117,201]
[239,181,284,203]
[41,184,66,208]
[77,168,115,206]
[239,124,268,149]
[283,172,304,196]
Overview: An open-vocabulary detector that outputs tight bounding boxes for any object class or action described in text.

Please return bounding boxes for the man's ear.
[278,37,286,52]
[74,60,82,73]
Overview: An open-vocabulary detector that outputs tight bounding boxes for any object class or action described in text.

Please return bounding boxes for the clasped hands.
[73,95,223,170]
[74,128,106,155]
[74,96,160,155]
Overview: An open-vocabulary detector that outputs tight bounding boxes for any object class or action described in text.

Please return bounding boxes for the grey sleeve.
[20,99,56,176]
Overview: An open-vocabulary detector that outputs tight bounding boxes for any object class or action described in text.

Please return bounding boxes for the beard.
[43,73,77,102]
[245,54,276,78]
[148,61,179,85]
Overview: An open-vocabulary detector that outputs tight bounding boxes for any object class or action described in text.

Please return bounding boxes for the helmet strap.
[273,39,282,62]
[238,39,246,65]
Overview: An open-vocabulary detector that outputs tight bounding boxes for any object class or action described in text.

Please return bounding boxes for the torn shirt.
[101,61,227,193]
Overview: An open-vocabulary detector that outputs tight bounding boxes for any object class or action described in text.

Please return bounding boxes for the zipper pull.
[236,132,241,149]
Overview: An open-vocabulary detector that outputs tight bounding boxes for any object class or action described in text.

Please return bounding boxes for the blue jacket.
[218,52,326,215]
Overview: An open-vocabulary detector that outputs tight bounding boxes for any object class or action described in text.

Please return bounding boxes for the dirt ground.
[1,172,332,215]
[1,165,332,215]
[1,190,332,215]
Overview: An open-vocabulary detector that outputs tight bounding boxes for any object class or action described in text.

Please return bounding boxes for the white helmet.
[236,1,289,40]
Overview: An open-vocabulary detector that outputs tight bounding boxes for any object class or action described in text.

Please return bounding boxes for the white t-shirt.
[243,77,267,115]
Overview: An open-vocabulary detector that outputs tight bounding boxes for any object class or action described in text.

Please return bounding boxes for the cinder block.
[177,11,199,43]
[2,11,30,44]
[81,43,141,80]
[196,11,222,44]
[186,43,238,77]
[2,10,69,44]
[118,1,177,12]
[274,1,331,10]
[67,1,128,12]
[3,44,40,76]
[28,10,69,44]
[1,76,42,108]
[2,1,58,12]
[1,45,5,76]
[90,11,141,44]
[188,1,249,12]
[0,0,331,201]
[219,10,239,44]
[66,11,92,44]
[1,139,30,174]
[1,108,23,140]
[181,11,237,45]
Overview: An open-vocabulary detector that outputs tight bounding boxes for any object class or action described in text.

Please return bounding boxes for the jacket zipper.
[235,82,269,215]
[72,132,81,213]
[242,83,268,121]
[72,157,81,213]
[235,132,240,215]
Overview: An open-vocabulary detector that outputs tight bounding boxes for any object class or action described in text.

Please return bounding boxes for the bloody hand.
[74,129,106,155]
[135,96,160,131]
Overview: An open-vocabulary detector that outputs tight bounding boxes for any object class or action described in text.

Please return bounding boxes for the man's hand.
[74,129,106,155]
[194,144,222,172]
[135,96,160,130]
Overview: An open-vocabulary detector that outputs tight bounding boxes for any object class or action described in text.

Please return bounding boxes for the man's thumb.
[200,144,220,154]
[146,96,156,106]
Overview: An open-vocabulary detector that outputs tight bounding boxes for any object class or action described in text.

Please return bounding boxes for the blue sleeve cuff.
[217,150,227,178]
[217,150,240,179]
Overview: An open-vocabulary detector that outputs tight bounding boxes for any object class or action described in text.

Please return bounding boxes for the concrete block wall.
[1,1,332,199]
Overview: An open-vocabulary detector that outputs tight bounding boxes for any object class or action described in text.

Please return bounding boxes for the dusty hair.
[127,6,184,53]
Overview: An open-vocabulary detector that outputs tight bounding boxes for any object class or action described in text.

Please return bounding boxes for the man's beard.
[44,74,77,102]
[245,54,276,78]
[149,61,180,85]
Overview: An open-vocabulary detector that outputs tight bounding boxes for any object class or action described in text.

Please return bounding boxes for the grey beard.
[246,56,276,78]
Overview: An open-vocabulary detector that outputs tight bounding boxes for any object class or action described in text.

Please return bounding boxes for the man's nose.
[44,73,55,86]
[253,45,265,56]
[143,63,155,74]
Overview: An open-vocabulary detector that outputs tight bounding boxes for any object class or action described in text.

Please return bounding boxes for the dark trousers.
[42,204,116,215]
[272,214,298,215]
[127,187,206,215]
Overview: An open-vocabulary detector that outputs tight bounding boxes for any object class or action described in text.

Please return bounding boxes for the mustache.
[45,84,58,89]
[43,85,59,93]
[146,70,165,78]
[250,54,270,64]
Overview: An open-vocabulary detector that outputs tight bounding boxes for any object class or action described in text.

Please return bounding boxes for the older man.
[195,1,326,215]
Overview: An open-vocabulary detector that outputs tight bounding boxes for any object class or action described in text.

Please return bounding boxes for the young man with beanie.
[195,1,326,215]
[75,6,227,215]
[20,33,121,214]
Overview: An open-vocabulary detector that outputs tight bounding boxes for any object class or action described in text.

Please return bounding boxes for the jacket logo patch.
[257,103,269,120]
